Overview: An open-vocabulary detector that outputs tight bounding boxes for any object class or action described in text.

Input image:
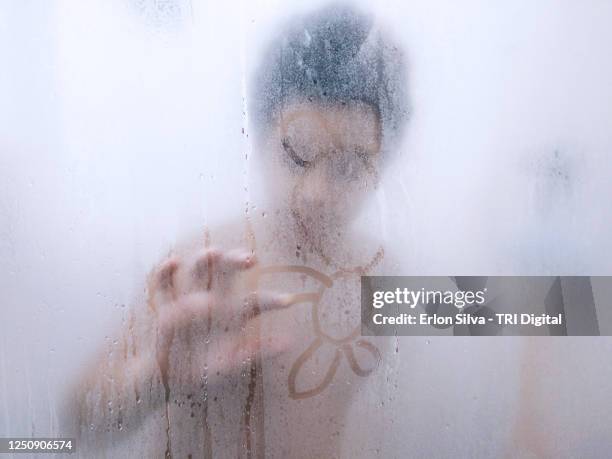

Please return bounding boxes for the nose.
[299,164,333,204]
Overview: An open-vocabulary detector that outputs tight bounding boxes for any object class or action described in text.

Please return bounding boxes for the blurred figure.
[65,3,408,458]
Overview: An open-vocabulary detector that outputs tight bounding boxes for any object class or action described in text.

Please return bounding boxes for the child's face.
[260,100,382,229]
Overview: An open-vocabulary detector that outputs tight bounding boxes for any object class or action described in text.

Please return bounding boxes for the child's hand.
[147,248,296,388]
[68,248,300,440]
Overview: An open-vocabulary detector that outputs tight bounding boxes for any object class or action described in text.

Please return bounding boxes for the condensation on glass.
[2,1,612,458]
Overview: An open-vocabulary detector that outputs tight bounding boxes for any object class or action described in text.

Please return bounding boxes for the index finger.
[191,248,257,289]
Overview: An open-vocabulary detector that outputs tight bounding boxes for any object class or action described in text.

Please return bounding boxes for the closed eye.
[281,137,311,169]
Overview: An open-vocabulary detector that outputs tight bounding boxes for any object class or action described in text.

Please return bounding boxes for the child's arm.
[61,248,297,446]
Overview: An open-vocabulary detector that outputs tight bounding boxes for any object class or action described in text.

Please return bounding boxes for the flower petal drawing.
[341,340,381,377]
[288,337,343,400]
[250,264,382,400]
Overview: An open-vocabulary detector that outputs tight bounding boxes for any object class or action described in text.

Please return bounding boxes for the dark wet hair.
[250,3,410,154]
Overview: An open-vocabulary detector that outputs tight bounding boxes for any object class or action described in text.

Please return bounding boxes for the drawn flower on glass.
[252,266,381,400]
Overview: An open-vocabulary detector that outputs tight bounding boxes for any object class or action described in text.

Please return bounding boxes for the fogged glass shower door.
[2,1,612,458]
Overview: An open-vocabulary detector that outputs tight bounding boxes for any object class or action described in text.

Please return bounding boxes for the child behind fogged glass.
[64,4,409,457]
